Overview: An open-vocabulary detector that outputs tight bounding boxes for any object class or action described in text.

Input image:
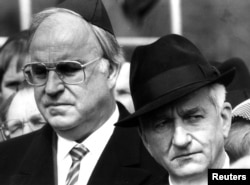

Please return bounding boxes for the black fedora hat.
[116,34,235,127]
[56,0,114,35]
[217,57,250,108]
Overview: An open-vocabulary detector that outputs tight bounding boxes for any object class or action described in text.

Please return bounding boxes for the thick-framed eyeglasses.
[22,57,101,86]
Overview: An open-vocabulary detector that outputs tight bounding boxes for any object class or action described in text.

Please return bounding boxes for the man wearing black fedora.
[117,34,235,185]
[0,0,166,185]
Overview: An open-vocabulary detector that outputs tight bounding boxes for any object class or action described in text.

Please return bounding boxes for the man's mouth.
[172,152,200,161]
[45,102,72,107]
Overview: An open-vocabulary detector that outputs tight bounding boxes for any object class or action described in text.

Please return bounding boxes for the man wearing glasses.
[0,0,165,185]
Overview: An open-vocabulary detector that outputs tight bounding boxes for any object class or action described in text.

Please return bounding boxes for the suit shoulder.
[0,127,44,154]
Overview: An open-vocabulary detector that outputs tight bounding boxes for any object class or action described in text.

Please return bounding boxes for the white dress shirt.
[57,105,119,185]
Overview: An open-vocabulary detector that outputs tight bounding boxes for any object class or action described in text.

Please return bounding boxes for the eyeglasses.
[22,57,101,86]
[0,124,9,141]
[0,117,46,141]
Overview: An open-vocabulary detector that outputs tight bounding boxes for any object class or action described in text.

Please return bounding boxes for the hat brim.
[116,68,235,127]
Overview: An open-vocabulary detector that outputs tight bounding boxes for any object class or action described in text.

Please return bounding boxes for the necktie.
[66,144,89,185]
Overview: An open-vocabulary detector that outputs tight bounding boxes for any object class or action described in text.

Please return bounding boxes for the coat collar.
[88,103,159,185]
[116,102,141,166]
[10,125,56,185]
[10,103,165,185]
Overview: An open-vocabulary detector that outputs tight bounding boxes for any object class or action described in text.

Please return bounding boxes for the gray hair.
[206,83,226,113]
[29,7,125,68]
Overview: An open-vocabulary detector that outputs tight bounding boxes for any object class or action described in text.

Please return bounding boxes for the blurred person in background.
[212,58,250,168]
[0,93,14,141]
[0,83,45,141]
[115,61,135,113]
[0,30,30,102]
[217,57,250,108]
[210,57,250,108]
[225,98,250,163]
[0,0,166,184]
[117,34,235,185]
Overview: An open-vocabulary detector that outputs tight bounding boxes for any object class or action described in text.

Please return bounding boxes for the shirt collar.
[57,105,119,161]
[83,105,119,154]
[222,152,230,168]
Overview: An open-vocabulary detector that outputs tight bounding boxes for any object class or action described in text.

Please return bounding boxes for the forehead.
[29,12,101,61]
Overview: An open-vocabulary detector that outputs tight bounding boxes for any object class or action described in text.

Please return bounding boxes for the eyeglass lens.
[1,118,46,140]
[24,62,85,85]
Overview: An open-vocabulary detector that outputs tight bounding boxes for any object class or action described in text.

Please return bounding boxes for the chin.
[48,117,77,131]
[173,163,207,177]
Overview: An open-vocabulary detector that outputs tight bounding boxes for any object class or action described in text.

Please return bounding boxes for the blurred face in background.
[1,55,26,100]
[0,30,30,101]
[6,87,45,138]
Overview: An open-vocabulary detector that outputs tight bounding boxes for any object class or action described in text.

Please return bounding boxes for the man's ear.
[105,59,121,89]
[220,102,232,139]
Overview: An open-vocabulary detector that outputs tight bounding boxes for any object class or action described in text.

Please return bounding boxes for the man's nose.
[45,71,64,96]
[172,123,191,148]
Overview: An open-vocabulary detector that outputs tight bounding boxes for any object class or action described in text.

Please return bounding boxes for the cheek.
[34,87,42,99]
[194,124,224,155]
[145,131,172,155]
[34,93,41,106]
[210,127,225,150]
[34,88,46,112]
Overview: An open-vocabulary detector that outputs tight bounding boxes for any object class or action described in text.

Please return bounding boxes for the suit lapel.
[88,103,153,185]
[10,125,56,185]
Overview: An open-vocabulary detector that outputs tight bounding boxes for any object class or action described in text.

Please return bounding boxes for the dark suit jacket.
[0,103,167,185]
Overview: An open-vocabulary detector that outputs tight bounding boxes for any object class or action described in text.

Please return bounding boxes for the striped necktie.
[66,144,89,185]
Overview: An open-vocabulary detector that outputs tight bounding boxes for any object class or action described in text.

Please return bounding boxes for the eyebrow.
[178,106,206,117]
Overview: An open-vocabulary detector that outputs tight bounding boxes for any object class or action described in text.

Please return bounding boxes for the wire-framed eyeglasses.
[0,116,46,141]
[22,57,101,86]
